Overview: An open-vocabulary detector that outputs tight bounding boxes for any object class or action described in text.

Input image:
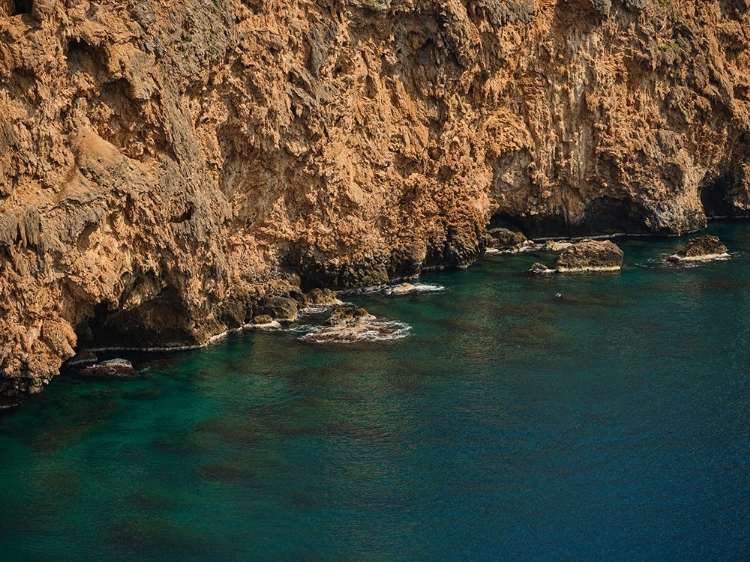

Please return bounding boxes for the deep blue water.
[1,222,750,561]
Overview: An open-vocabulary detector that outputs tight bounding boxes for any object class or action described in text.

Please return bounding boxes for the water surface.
[1,222,750,561]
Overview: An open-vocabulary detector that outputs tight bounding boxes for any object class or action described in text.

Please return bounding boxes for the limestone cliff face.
[0,0,748,400]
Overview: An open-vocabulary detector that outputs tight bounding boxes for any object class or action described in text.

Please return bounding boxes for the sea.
[1,221,749,561]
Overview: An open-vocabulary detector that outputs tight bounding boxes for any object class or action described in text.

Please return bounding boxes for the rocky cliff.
[0,0,748,401]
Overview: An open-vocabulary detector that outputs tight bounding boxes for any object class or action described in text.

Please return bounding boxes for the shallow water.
[2,222,750,561]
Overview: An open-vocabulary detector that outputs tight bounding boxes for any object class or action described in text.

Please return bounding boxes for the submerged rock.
[79,359,135,378]
[668,235,729,262]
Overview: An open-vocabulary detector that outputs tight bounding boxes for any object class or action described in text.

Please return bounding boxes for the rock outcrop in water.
[531,239,624,272]
[300,304,409,342]
[79,358,135,378]
[668,234,729,261]
[555,239,624,271]
[0,0,749,399]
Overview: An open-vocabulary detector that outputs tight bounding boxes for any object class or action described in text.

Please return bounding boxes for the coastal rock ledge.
[1,0,750,401]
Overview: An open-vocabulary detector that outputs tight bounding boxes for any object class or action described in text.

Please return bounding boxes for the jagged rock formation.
[668,233,729,261]
[556,239,624,271]
[0,0,749,400]
[530,239,624,272]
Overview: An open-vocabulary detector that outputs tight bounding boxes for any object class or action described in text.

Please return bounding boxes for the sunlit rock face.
[0,0,749,398]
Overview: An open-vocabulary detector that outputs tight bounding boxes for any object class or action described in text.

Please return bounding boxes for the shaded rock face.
[670,234,729,260]
[680,235,729,257]
[554,240,624,272]
[0,0,749,398]
[254,296,299,322]
[306,288,340,305]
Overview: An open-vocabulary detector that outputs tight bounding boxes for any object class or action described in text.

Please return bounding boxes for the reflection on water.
[1,222,750,561]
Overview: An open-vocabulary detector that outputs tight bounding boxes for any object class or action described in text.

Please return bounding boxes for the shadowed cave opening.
[700,169,742,218]
[10,0,31,15]
[75,287,199,351]
[490,197,650,239]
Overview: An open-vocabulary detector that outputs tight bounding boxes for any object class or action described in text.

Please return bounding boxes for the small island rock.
[80,358,135,377]
[531,239,624,273]
[668,235,729,262]
[555,240,624,272]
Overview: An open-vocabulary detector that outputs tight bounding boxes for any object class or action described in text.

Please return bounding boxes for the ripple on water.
[3,221,750,562]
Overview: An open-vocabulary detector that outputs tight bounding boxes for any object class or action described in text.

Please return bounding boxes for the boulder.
[487,227,526,248]
[306,288,341,305]
[555,240,624,272]
[668,235,728,262]
[531,239,623,273]
[255,296,299,321]
[326,306,375,326]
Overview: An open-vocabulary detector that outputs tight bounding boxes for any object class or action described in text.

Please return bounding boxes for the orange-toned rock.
[1,0,749,400]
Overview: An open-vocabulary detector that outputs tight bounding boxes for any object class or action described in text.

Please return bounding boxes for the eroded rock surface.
[669,234,729,261]
[532,239,624,272]
[0,0,749,398]
[556,240,625,271]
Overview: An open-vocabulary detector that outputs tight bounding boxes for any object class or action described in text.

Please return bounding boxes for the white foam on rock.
[667,252,730,263]
[385,283,445,295]
[298,320,412,343]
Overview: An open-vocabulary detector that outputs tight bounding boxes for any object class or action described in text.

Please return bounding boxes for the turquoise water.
[2,222,750,561]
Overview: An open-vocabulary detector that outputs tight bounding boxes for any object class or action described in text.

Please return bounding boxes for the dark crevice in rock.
[491,197,651,239]
[700,168,743,217]
[66,38,97,71]
[489,212,570,239]
[77,287,199,350]
[701,172,733,217]
[169,202,194,223]
[9,0,32,16]
[579,197,651,234]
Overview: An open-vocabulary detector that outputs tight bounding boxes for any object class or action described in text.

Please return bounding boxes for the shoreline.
[18,219,750,397]
[64,226,735,361]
